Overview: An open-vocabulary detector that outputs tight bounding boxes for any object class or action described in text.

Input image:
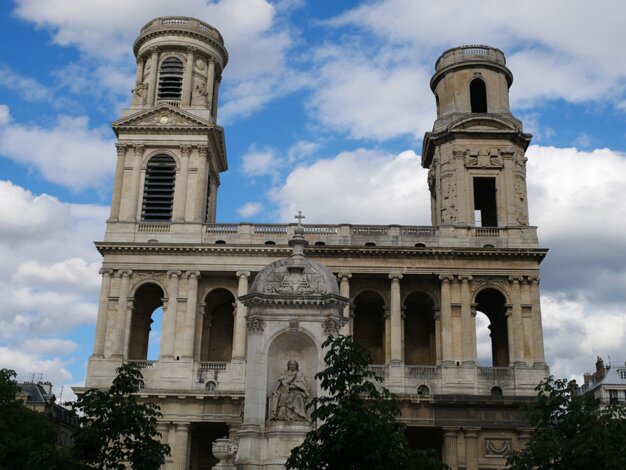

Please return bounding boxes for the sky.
[1,0,626,401]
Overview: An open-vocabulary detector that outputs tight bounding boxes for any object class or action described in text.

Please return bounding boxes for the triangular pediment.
[112,104,213,133]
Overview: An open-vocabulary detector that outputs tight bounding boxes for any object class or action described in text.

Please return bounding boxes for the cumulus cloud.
[238,201,263,218]
[0,181,106,390]
[0,104,11,125]
[271,148,429,224]
[241,146,280,177]
[0,112,115,191]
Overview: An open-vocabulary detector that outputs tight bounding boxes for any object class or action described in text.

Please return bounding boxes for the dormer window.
[158,57,184,101]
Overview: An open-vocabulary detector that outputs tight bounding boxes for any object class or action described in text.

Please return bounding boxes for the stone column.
[440,275,454,365]
[126,145,144,222]
[172,145,191,222]
[213,75,221,120]
[530,276,546,365]
[182,271,200,358]
[108,144,127,222]
[464,428,480,470]
[92,269,113,357]
[157,422,169,447]
[470,302,478,364]
[433,308,442,364]
[233,271,250,360]
[460,275,475,365]
[505,304,515,366]
[173,423,190,470]
[384,306,391,364]
[182,46,195,106]
[206,57,216,114]
[389,273,403,364]
[123,300,135,359]
[337,273,351,335]
[161,271,181,359]
[510,276,524,365]
[193,146,209,223]
[146,47,160,106]
[442,428,458,470]
[113,270,132,358]
[206,175,219,223]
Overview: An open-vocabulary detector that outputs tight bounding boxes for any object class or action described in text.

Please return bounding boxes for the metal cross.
[294,211,306,224]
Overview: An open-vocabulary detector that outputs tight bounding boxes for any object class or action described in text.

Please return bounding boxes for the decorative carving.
[262,259,328,296]
[131,81,148,98]
[323,316,347,336]
[133,144,145,156]
[115,143,127,157]
[195,58,206,71]
[212,438,238,466]
[197,145,209,159]
[485,438,512,456]
[180,144,192,158]
[246,317,265,333]
[269,360,310,422]
[464,149,503,168]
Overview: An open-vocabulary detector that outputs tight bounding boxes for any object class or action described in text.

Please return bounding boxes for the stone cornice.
[95,241,548,262]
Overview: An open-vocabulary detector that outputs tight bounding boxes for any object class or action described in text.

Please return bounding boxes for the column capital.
[509,275,524,284]
[196,145,208,158]
[99,268,114,277]
[442,427,459,436]
[470,302,478,317]
[439,274,453,283]
[459,274,473,283]
[115,143,128,156]
[528,275,540,284]
[179,144,192,157]
[149,46,160,55]
[186,45,197,54]
[118,269,133,278]
[136,56,145,66]
[133,144,145,155]
[208,56,216,65]
[236,271,251,279]
[186,270,201,279]
[388,273,403,281]
[336,272,352,280]
[464,427,481,437]
[167,270,182,279]
[505,303,513,316]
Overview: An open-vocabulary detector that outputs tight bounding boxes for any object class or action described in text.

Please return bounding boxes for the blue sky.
[1,0,626,399]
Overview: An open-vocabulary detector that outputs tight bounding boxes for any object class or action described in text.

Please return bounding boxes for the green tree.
[0,368,80,470]
[286,335,447,470]
[72,362,170,470]
[507,376,626,470]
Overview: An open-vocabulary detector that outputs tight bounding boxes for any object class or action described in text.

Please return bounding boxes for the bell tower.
[422,46,533,237]
[107,16,228,234]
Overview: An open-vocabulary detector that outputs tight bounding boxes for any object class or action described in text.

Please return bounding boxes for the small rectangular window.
[473,177,497,227]
[609,389,618,404]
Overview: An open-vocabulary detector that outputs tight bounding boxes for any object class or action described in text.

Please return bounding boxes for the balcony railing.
[128,360,158,369]
[199,361,228,371]
[407,365,439,378]
[369,365,388,378]
[478,366,511,377]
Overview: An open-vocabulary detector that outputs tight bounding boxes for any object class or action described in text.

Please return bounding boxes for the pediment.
[449,115,520,132]
[112,104,213,133]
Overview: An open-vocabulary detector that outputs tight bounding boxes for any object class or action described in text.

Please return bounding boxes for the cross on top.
[294,211,306,224]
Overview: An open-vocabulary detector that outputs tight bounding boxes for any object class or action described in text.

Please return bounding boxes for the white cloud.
[0,104,10,125]
[0,346,73,386]
[241,146,279,177]
[238,201,263,218]
[271,148,429,224]
[22,338,80,355]
[0,114,115,191]
[13,258,101,295]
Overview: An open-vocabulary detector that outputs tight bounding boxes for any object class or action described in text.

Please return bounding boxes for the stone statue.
[270,360,309,421]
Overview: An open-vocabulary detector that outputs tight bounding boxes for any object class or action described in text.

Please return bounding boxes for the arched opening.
[128,283,164,360]
[364,242,376,247]
[141,155,176,221]
[200,289,235,362]
[157,57,184,101]
[353,291,385,364]
[417,385,430,396]
[491,386,503,397]
[314,241,326,246]
[404,292,436,365]
[470,78,487,113]
[189,422,228,470]
[475,289,509,367]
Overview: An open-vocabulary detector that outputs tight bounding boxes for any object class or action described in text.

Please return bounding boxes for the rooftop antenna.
[59,385,64,402]
[30,372,43,383]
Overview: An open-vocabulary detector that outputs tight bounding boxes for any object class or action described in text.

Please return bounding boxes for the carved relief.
[464,149,503,168]
[440,173,457,223]
[192,77,209,106]
[515,175,529,225]
[323,317,346,336]
[246,317,266,333]
[262,260,328,296]
[485,438,512,456]
[195,58,206,71]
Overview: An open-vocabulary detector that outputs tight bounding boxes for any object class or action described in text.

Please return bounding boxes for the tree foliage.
[72,363,170,470]
[286,335,447,470]
[0,368,79,470]
[507,376,626,470]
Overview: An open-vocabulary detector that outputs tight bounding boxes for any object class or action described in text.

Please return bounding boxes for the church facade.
[81,16,549,470]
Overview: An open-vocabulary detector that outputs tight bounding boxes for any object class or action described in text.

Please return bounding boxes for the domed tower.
[108,17,228,230]
[422,46,534,241]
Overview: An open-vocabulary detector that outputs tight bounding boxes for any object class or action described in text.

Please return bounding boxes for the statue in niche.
[131,82,148,105]
[270,360,310,421]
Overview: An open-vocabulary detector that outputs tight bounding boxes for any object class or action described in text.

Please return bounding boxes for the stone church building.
[80,16,549,470]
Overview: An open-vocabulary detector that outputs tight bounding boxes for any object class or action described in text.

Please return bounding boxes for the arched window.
[158,57,184,101]
[470,78,487,113]
[200,289,235,362]
[475,289,509,367]
[353,291,386,364]
[141,155,176,221]
[404,292,436,365]
[128,283,164,361]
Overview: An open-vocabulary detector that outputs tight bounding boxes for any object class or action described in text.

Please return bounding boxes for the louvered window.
[157,57,184,101]
[141,155,176,221]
